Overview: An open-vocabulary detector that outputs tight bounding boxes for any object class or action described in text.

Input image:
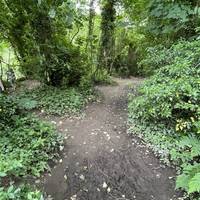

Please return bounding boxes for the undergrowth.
[92,68,115,85]
[0,83,96,199]
[128,40,200,199]
[16,85,97,116]
[0,94,63,199]
[0,116,62,178]
[0,185,43,200]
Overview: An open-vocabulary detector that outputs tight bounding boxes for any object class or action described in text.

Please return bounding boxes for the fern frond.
[188,172,200,194]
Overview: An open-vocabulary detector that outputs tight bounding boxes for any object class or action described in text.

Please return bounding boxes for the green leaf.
[0,172,7,177]
[49,8,56,18]
[176,174,189,191]
[188,173,200,194]
[38,0,42,5]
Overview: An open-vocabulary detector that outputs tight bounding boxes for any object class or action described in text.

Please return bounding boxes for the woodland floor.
[37,78,180,200]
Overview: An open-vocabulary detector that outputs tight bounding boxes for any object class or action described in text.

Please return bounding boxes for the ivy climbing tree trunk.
[30,8,57,85]
[0,0,71,86]
[98,0,116,72]
[86,0,96,62]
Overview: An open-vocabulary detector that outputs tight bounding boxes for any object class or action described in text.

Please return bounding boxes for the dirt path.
[41,78,179,200]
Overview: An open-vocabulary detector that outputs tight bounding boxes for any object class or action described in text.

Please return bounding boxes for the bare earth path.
[41,78,178,200]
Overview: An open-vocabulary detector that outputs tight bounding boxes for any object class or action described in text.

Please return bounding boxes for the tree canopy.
[1,0,200,199]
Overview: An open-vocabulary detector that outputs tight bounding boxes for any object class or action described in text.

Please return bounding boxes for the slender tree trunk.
[98,0,116,72]
[86,0,96,57]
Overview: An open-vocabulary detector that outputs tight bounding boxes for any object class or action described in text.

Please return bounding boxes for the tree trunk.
[98,0,116,72]
[86,0,96,62]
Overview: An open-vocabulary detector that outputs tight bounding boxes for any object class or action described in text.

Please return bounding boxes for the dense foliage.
[128,40,200,198]
[131,41,200,128]
[124,0,200,40]
[0,115,62,178]
[16,85,96,116]
[0,92,63,198]
[0,0,89,86]
[0,185,43,200]
[1,0,200,199]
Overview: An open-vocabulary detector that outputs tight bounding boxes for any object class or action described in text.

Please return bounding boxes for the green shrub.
[139,40,200,76]
[0,116,62,178]
[170,136,200,196]
[176,163,200,195]
[16,85,96,116]
[0,185,43,200]
[129,40,200,135]
[128,40,200,197]
[0,95,18,128]
[92,69,114,85]
[139,45,172,76]
[171,136,200,164]
[46,44,89,86]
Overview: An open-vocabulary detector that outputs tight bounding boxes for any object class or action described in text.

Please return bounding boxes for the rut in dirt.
[40,78,179,200]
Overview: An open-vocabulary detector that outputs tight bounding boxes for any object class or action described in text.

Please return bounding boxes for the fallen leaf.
[102,182,108,188]
[79,174,85,180]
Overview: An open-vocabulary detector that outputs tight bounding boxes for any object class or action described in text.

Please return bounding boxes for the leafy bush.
[0,95,18,128]
[171,136,200,164]
[92,69,114,85]
[139,40,200,76]
[170,136,200,196]
[0,116,62,178]
[139,45,172,75]
[16,98,38,111]
[0,185,43,200]
[128,40,200,197]
[129,40,200,135]
[17,85,96,116]
[176,163,200,195]
[44,44,90,86]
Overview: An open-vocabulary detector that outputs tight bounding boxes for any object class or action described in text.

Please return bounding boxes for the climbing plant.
[98,0,116,71]
[0,0,88,86]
